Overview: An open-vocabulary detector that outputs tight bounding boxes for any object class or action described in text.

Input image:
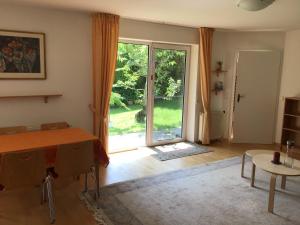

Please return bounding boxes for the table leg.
[241,153,246,178]
[251,163,256,187]
[268,174,277,213]
[281,175,286,190]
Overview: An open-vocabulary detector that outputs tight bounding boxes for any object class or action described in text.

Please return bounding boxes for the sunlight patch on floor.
[109,147,155,163]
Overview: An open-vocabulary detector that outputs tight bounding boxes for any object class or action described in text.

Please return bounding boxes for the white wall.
[275,29,300,143]
[120,18,198,44]
[0,4,93,131]
[212,31,285,139]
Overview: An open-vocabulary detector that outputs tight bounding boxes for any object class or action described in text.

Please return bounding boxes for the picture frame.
[0,29,46,80]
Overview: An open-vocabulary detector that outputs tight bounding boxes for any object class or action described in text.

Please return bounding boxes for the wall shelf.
[284,113,300,118]
[283,127,300,134]
[211,89,223,95]
[212,70,227,76]
[0,94,62,103]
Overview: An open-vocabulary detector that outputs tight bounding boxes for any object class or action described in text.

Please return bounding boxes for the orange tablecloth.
[0,127,109,166]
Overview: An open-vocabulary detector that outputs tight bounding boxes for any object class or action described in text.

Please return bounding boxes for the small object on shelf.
[271,151,281,165]
[284,140,295,168]
[216,61,223,71]
[212,61,227,76]
[212,81,224,95]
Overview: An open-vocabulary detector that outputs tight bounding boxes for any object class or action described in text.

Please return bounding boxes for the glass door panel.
[109,42,149,152]
[151,46,188,143]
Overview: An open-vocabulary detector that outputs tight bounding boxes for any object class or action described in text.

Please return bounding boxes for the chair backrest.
[0,126,27,135]
[0,149,46,190]
[55,141,94,178]
[41,122,70,130]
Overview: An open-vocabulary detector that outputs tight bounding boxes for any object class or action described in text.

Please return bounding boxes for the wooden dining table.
[0,127,98,153]
[0,127,100,196]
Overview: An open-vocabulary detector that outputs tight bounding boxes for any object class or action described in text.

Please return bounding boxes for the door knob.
[237,94,245,103]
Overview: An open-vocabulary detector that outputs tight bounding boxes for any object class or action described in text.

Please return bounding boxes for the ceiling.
[2,0,300,31]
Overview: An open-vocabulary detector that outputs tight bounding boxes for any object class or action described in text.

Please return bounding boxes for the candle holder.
[271,151,282,165]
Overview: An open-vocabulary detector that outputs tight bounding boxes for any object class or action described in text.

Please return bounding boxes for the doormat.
[151,142,212,161]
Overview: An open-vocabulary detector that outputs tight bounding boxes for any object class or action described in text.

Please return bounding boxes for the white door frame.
[118,39,191,147]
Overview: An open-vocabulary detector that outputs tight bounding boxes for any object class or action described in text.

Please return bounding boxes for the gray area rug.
[81,157,300,225]
[150,142,212,161]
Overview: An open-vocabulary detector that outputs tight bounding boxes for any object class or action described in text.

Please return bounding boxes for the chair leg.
[83,172,88,193]
[45,176,56,224]
[41,182,47,204]
[94,164,100,209]
[241,153,246,178]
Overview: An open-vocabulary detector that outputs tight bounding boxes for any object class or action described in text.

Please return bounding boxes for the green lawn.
[109,99,183,136]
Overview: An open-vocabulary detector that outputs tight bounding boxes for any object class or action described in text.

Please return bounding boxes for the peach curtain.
[199,27,214,145]
[92,13,119,153]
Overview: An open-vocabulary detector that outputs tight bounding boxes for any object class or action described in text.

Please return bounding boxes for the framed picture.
[0,30,46,79]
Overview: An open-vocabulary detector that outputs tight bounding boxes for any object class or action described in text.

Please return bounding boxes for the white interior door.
[232,50,281,144]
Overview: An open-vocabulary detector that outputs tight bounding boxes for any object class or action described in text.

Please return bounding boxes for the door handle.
[237,94,245,103]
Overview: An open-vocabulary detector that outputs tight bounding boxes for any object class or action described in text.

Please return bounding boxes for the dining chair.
[40,122,70,130]
[54,141,96,191]
[0,149,55,223]
[40,122,70,177]
[0,126,28,174]
[0,126,27,135]
[0,149,45,189]
[54,141,98,203]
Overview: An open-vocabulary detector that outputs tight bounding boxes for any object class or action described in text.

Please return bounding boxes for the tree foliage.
[109,92,129,109]
[111,43,147,107]
[154,49,185,100]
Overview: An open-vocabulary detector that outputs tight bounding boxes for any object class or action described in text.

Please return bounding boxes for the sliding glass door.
[109,41,190,152]
[148,44,189,145]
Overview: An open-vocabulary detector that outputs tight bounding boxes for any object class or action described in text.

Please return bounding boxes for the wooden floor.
[0,142,279,225]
